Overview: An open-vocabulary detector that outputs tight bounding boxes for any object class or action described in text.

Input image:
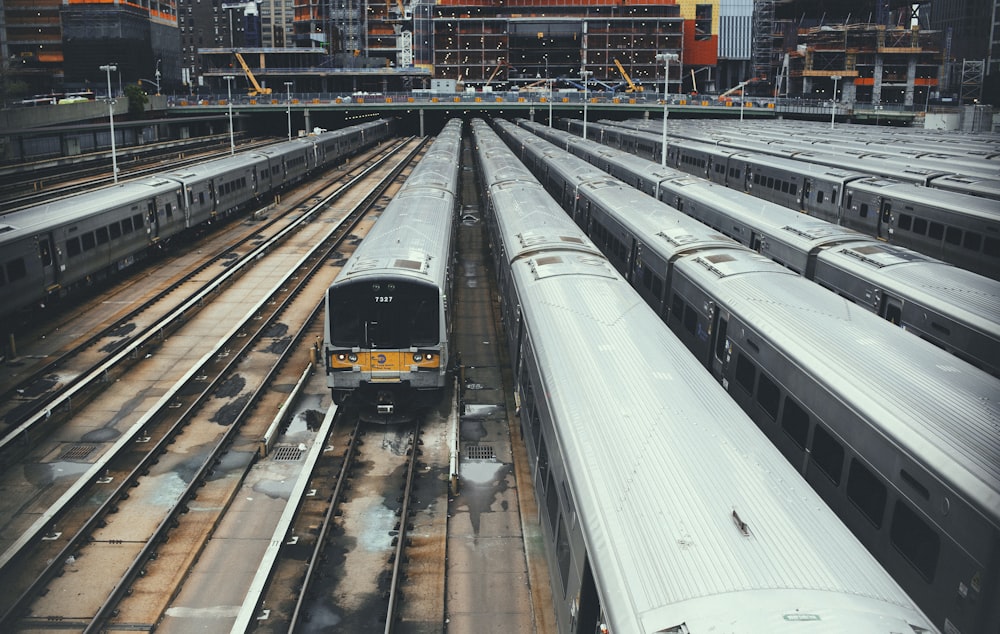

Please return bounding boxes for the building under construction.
[775,22,944,107]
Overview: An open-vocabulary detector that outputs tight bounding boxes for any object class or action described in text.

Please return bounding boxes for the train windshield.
[329,280,439,348]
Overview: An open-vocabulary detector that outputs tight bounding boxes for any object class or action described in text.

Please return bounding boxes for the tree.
[124,83,149,116]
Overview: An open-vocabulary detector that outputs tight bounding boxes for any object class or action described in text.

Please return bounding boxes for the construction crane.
[234,52,272,96]
[613,58,643,92]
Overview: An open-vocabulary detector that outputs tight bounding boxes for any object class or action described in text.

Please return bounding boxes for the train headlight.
[337,353,347,361]
[348,353,358,363]
[412,353,423,362]
[425,353,434,361]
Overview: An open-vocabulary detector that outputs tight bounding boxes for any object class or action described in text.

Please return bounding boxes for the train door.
[147,201,160,239]
[709,305,730,378]
[800,178,811,211]
[37,233,58,289]
[749,231,763,252]
[877,197,892,241]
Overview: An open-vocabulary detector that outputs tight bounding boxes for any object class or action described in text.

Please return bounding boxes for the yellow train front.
[324,119,462,416]
[326,276,448,414]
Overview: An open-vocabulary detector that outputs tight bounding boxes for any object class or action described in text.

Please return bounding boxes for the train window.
[847,459,886,528]
[945,226,962,245]
[928,222,944,240]
[811,426,844,485]
[96,227,109,245]
[756,373,780,421]
[900,469,930,500]
[81,233,96,251]
[546,471,560,535]
[898,213,912,230]
[121,218,133,234]
[781,181,789,194]
[5,258,26,282]
[830,189,837,205]
[133,214,143,229]
[859,203,869,218]
[556,516,573,594]
[753,174,761,185]
[817,190,824,204]
[734,353,756,394]
[963,232,982,251]
[912,217,927,235]
[890,501,939,582]
[734,169,741,179]
[766,177,774,189]
[66,237,81,257]
[109,223,122,240]
[642,267,653,291]
[790,183,797,196]
[537,437,550,492]
[683,304,698,336]
[985,237,1000,258]
[781,397,809,449]
[651,275,663,300]
[165,203,173,218]
[670,294,683,324]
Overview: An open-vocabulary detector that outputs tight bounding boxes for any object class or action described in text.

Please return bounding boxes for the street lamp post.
[655,52,678,166]
[285,81,293,140]
[830,75,841,129]
[739,80,748,121]
[223,75,235,155]
[580,68,593,140]
[99,64,119,184]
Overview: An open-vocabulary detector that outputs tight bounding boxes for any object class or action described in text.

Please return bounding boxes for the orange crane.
[613,58,643,92]
[234,52,272,96]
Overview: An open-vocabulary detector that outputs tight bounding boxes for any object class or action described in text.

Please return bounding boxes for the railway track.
[0,136,429,631]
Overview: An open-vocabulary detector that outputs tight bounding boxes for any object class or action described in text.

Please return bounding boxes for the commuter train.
[493,117,1000,634]
[564,118,1000,279]
[0,119,394,328]
[323,119,462,415]
[608,117,1000,197]
[470,118,939,634]
[514,118,1000,377]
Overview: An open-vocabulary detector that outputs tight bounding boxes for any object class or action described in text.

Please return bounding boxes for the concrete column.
[905,57,917,106]
[872,54,883,105]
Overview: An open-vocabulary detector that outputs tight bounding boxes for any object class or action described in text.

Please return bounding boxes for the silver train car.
[470,118,938,634]
[515,118,1000,377]
[494,118,1000,634]
[323,119,462,414]
[568,118,1000,280]
[0,119,393,330]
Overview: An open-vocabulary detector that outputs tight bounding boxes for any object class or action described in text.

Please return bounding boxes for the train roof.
[508,249,935,633]
[331,119,462,289]
[676,247,1000,527]
[816,240,1000,340]
[0,177,181,242]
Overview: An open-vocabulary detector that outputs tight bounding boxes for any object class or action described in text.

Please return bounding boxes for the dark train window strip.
[811,426,844,485]
[735,353,756,394]
[890,501,939,582]
[781,397,809,449]
[6,258,26,282]
[847,459,886,528]
[757,373,780,421]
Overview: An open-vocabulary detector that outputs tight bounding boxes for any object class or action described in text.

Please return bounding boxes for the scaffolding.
[751,0,774,94]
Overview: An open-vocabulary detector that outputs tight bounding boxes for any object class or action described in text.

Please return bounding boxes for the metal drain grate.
[465,444,496,461]
[60,444,98,461]
[272,445,305,461]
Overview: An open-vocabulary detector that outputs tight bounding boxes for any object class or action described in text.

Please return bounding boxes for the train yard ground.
[0,134,555,633]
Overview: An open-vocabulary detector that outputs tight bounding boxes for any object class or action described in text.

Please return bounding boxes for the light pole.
[545,55,552,128]
[655,52,678,166]
[224,75,235,155]
[285,81,293,140]
[99,64,119,184]
[738,80,748,121]
[830,75,841,129]
[580,68,592,140]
